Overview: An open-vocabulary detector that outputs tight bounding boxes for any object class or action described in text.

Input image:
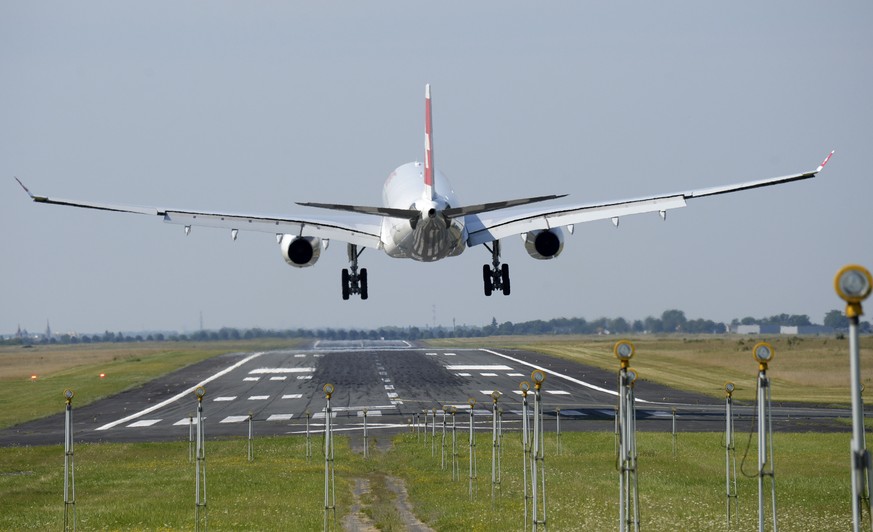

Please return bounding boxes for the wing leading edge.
[465,150,834,246]
[14,178,383,249]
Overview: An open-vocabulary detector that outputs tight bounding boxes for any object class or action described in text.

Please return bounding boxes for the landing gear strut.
[342,244,368,300]
[482,240,510,296]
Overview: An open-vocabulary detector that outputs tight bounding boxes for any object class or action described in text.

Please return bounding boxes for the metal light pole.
[362,409,369,459]
[247,412,254,462]
[753,342,777,532]
[305,410,312,460]
[724,381,739,528]
[63,389,76,532]
[468,397,478,501]
[531,369,547,531]
[441,406,447,471]
[491,390,502,503]
[194,386,207,532]
[451,407,459,481]
[323,383,336,532]
[615,340,640,532]
[432,407,437,459]
[835,264,873,532]
[520,381,532,530]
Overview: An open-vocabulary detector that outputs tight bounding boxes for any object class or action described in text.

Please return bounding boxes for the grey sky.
[2,2,871,335]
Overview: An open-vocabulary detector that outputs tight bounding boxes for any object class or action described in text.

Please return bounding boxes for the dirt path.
[343,474,434,532]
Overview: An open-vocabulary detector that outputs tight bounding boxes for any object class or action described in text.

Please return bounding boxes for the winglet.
[14,177,35,199]
[423,83,435,200]
[816,150,835,173]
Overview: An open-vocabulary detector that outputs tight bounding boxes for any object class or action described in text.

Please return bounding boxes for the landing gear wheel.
[483,264,493,296]
[341,269,350,300]
[360,268,368,300]
[501,263,510,296]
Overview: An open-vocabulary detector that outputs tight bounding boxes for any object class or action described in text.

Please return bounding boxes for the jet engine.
[523,228,564,260]
[279,235,323,268]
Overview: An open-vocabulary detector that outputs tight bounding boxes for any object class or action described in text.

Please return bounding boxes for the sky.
[2,2,872,335]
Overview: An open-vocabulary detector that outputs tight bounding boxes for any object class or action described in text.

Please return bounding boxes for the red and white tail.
[424,84,435,200]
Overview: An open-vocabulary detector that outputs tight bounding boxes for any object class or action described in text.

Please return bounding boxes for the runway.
[0,340,850,446]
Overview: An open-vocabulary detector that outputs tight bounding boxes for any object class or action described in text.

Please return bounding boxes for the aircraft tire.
[341,269,350,300]
[501,263,510,296]
[360,268,368,300]
[482,264,493,296]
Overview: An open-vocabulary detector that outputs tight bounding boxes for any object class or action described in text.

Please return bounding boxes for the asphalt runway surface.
[0,340,851,447]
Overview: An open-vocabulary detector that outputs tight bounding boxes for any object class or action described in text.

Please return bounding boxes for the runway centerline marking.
[96,351,267,431]
[446,365,513,371]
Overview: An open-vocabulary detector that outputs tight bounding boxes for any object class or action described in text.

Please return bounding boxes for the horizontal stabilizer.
[443,194,566,218]
[297,202,419,220]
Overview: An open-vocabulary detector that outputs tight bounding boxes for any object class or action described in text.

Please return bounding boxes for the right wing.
[14,178,383,249]
[465,151,834,246]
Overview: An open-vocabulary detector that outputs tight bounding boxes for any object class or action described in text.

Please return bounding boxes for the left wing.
[14,178,383,249]
[465,151,834,246]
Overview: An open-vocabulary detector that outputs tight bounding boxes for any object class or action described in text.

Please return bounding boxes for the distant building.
[733,324,834,335]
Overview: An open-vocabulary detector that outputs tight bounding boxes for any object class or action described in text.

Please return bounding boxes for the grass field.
[429,335,873,404]
[1,336,869,529]
[0,431,855,530]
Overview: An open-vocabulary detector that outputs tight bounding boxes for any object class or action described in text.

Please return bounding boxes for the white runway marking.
[248,395,269,401]
[546,390,571,395]
[444,353,456,356]
[282,394,303,399]
[243,377,260,382]
[478,349,638,401]
[220,416,250,424]
[313,412,338,419]
[267,414,294,421]
[214,396,237,402]
[480,372,498,376]
[426,352,437,356]
[387,392,398,398]
[457,373,471,377]
[357,410,382,417]
[127,419,161,428]
[249,367,315,374]
[270,376,287,381]
[297,375,313,380]
[96,351,267,431]
[384,385,395,390]
[173,418,198,426]
[446,365,513,371]
[508,373,525,377]
[294,354,307,358]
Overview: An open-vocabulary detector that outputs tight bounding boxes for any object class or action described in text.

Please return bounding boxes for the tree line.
[5,309,869,347]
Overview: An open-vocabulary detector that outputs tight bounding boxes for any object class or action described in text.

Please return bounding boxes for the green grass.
[0,340,302,429]
[0,431,855,530]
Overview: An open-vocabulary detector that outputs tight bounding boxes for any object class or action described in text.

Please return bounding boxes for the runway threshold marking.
[479,348,649,403]
[96,351,267,431]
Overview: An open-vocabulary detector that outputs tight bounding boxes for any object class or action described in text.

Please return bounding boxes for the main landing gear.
[342,244,368,300]
[482,240,510,296]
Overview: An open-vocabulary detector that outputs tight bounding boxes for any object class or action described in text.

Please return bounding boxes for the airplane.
[16,85,833,300]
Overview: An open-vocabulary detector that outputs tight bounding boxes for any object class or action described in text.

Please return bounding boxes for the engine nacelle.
[279,235,322,268]
[523,228,564,260]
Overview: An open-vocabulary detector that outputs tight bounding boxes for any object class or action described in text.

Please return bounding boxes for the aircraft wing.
[465,151,833,246]
[14,179,383,249]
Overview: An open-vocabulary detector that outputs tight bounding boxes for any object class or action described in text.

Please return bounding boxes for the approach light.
[614,340,636,368]
[195,386,206,400]
[468,397,476,408]
[519,381,531,396]
[64,389,74,401]
[753,342,775,370]
[724,382,736,396]
[491,390,501,403]
[99,372,106,379]
[835,265,872,317]
[626,368,638,386]
[531,370,546,390]
[323,383,335,398]
[30,374,37,382]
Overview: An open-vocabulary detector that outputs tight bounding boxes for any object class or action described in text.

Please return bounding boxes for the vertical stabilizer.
[424,84,435,200]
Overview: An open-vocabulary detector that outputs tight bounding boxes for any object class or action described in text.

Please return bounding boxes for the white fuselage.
[380,162,467,261]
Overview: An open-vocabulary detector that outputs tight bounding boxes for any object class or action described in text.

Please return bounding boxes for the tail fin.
[424,84,435,200]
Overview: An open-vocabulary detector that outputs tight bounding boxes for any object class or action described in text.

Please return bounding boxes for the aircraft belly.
[381,217,466,261]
